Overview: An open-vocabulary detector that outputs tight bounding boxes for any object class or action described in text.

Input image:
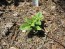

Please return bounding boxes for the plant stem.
[42,29,65,48]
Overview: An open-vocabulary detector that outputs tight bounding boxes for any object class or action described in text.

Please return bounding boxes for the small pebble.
[9,47,18,49]
[5,23,14,29]
[1,22,14,36]
[13,12,19,17]
[2,41,7,46]
[22,30,26,32]
[51,6,56,10]
[0,46,3,49]
[43,11,47,15]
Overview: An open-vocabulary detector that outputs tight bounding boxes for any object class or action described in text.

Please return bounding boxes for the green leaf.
[19,23,31,30]
[36,26,42,30]
[36,12,43,18]
[36,21,41,25]
[31,22,35,26]
[25,18,31,24]
[34,12,43,22]
[30,18,36,26]
[20,12,44,32]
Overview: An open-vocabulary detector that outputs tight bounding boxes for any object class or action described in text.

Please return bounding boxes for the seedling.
[20,12,44,33]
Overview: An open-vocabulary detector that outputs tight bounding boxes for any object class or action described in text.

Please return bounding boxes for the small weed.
[20,12,44,33]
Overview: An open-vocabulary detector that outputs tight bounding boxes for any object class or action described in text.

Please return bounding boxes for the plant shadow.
[0,0,8,6]
[27,21,46,38]
[27,30,45,38]
[0,0,32,6]
[0,0,20,6]
[14,0,19,6]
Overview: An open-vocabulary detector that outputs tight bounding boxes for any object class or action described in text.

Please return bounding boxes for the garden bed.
[0,0,65,49]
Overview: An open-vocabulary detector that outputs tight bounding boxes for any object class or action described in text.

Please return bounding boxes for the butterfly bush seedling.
[20,12,44,33]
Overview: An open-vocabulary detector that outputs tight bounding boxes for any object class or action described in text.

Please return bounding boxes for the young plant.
[20,12,44,32]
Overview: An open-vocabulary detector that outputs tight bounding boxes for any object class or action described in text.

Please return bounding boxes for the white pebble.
[13,12,19,16]
[22,30,26,32]
[9,47,17,49]
[51,6,56,10]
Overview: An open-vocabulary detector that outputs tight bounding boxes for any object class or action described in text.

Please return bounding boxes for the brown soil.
[0,0,65,49]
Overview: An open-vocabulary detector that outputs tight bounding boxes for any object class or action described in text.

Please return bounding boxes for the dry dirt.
[0,0,65,49]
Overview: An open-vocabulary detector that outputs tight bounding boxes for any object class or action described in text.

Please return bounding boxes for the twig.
[45,32,65,48]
